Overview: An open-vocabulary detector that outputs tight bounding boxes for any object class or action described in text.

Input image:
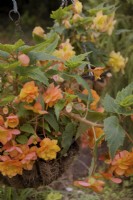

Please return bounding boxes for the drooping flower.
[24,102,48,115]
[43,83,63,108]
[53,39,75,61]
[5,114,19,128]
[109,150,133,176]
[74,176,105,193]
[92,11,116,35]
[82,89,100,110]
[73,0,83,14]
[37,138,61,160]
[108,51,128,73]
[19,81,39,103]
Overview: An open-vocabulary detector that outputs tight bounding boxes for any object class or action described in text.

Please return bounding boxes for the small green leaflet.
[54,100,65,120]
[16,135,28,144]
[44,113,59,131]
[20,124,36,134]
[104,116,125,159]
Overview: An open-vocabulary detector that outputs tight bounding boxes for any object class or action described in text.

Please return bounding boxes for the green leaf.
[54,100,65,120]
[29,51,60,62]
[115,82,133,105]
[119,95,133,107]
[61,122,77,154]
[0,95,15,106]
[0,50,10,58]
[28,68,49,86]
[104,116,125,159]
[65,53,90,68]
[51,7,69,22]
[14,39,25,51]
[103,94,133,115]
[75,122,90,139]
[44,113,59,131]
[16,135,28,144]
[20,124,35,134]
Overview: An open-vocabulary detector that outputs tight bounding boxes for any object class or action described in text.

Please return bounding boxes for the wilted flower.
[74,176,105,193]
[24,102,48,115]
[91,67,105,80]
[81,127,104,149]
[108,51,128,73]
[5,114,19,128]
[92,11,116,35]
[37,138,61,160]
[19,81,39,103]
[73,0,83,14]
[43,83,63,108]
[0,115,4,126]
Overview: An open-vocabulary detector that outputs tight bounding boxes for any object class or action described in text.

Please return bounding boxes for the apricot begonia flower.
[5,114,19,128]
[0,160,23,178]
[19,81,39,103]
[24,102,48,115]
[73,0,83,14]
[0,126,20,145]
[53,39,75,61]
[81,127,104,149]
[109,150,133,176]
[91,67,105,80]
[92,10,116,35]
[0,115,4,126]
[108,51,128,73]
[74,176,105,193]
[37,138,61,160]
[43,83,63,108]
[82,89,100,110]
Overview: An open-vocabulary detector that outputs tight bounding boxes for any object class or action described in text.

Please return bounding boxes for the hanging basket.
[1,142,79,188]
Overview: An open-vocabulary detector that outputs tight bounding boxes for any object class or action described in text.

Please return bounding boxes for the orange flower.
[74,176,105,193]
[53,39,75,61]
[0,126,20,145]
[37,138,61,160]
[43,83,63,108]
[91,67,105,80]
[0,115,4,126]
[0,160,23,178]
[81,127,104,149]
[24,102,48,115]
[5,114,19,128]
[109,150,133,176]
[19,81,39,103]
[82,89,100,110]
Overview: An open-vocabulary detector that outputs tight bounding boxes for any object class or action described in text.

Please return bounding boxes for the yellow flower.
[19,81,39,103]
[32,26,45,38]
[92,11,116,35]
[37,138,61,160]
[73,0,83,14]
[0,160,23,178]
[82,89,100,110]
[53,39,75,61]
[108,51,128,73]
[43,83,63,108]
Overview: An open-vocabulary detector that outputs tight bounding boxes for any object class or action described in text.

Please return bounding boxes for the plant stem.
[62,111,104,128]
